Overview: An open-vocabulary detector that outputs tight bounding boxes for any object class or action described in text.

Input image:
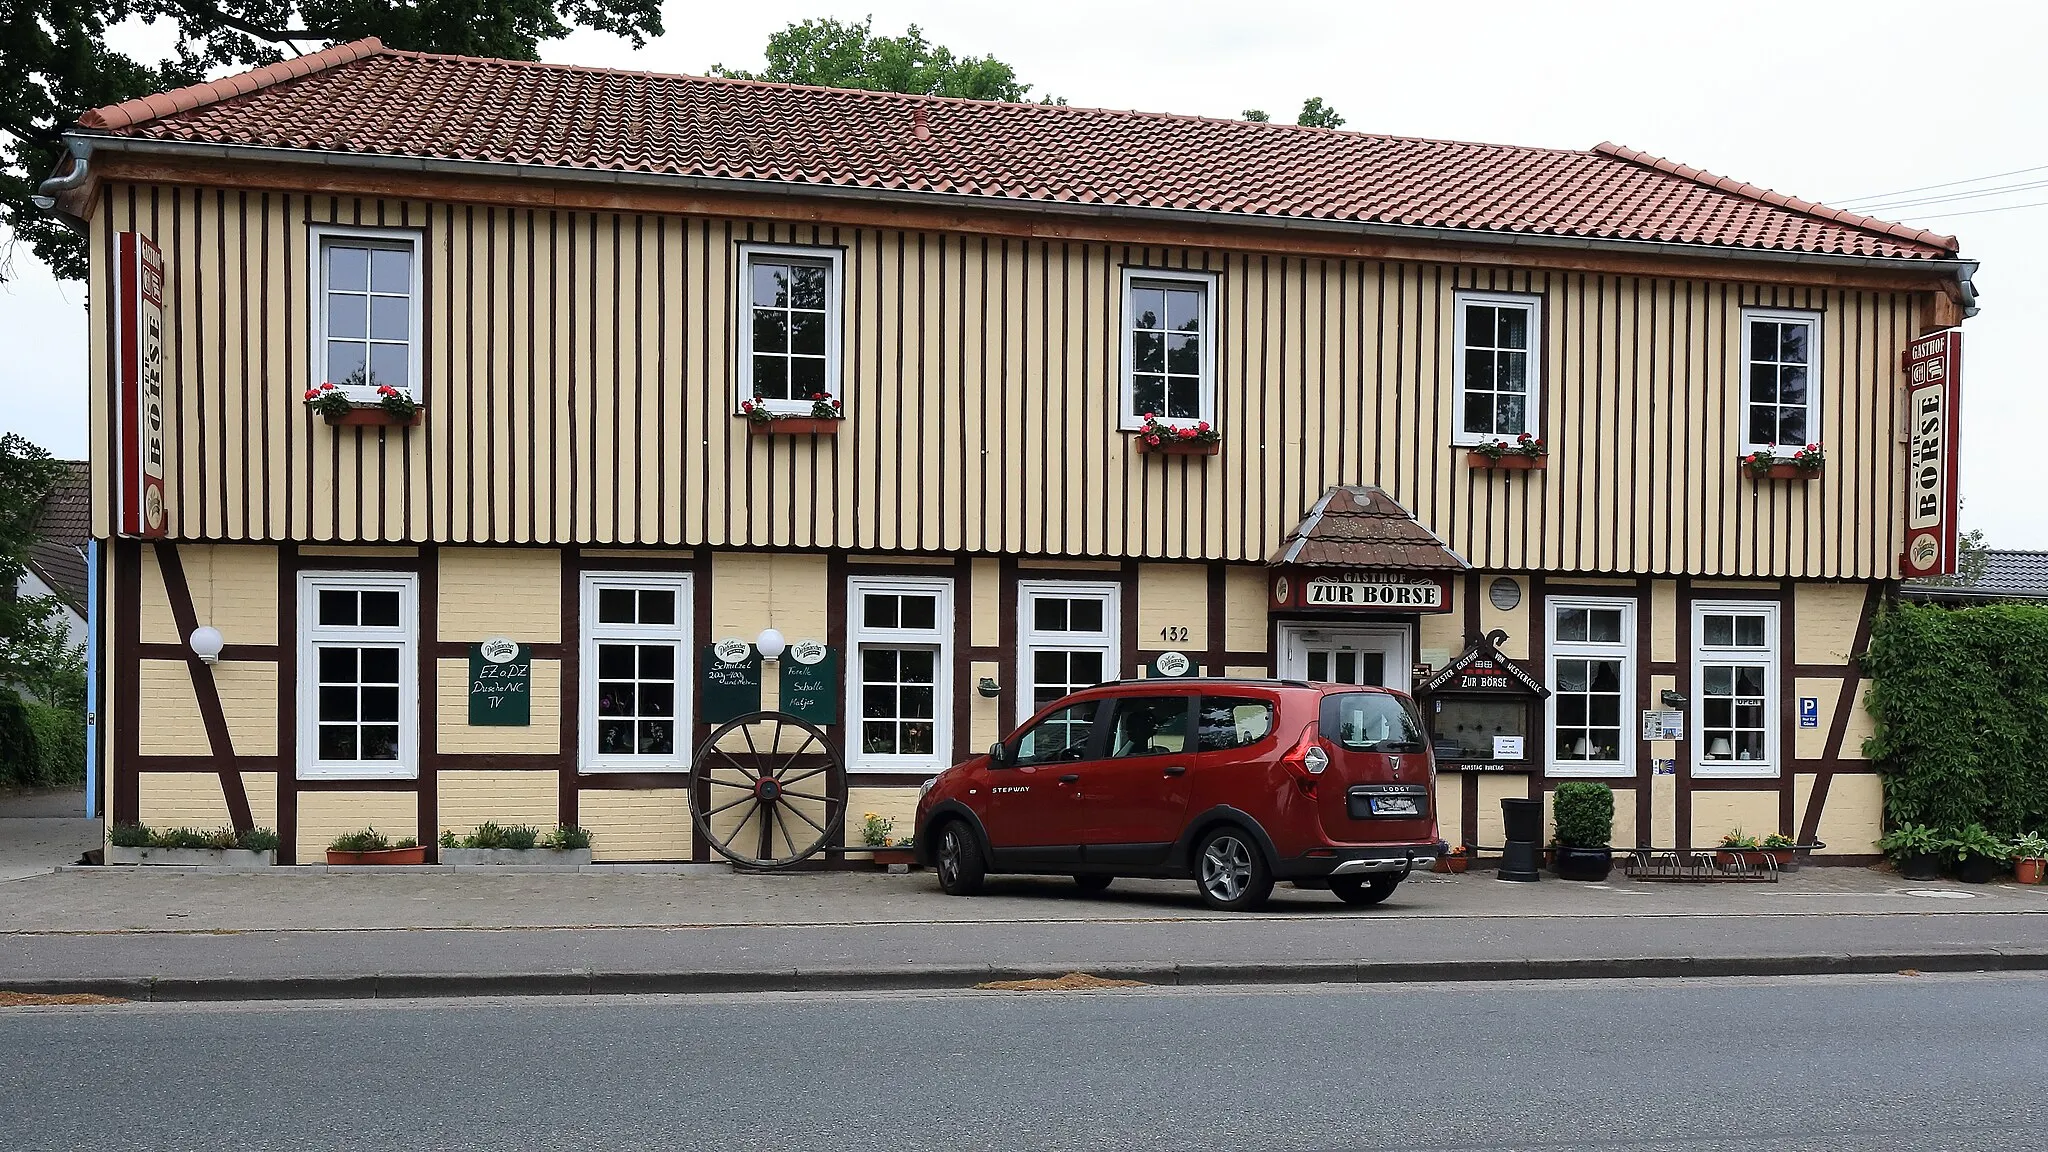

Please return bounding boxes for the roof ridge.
[1592,141,1959,255]
[78,37,386,131]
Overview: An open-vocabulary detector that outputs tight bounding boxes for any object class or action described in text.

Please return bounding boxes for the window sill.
[1466,451,1546,471]
[746,417,841,437]
[1747,464,1821,481]
[1132,435,1220,457]
[322,406,423,428]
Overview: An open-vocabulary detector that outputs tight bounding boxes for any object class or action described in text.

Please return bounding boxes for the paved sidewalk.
[0,789,94,883]
[5,862,2047,1000]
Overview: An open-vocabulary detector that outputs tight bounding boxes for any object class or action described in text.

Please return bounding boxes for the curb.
[8,951,2047,1004]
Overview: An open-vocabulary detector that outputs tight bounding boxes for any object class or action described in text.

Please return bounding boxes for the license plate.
[1369,797,1418,816]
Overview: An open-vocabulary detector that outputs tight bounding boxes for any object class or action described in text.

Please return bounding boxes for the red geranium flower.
[303,389,318,400]
[320,381,337,391]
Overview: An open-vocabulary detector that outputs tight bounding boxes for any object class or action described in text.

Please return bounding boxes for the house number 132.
[1159,626,1190,642]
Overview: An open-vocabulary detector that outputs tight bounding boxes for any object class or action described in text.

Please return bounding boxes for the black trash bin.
[1500,797,1542,882]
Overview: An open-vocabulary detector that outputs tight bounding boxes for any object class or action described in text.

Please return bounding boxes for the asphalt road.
[5,973,2045,1151]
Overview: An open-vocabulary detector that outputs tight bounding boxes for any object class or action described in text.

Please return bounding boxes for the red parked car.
[913,679,1442,911]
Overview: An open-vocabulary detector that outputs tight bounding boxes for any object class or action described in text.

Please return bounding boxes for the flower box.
[1753,464,1820,481]
[1467,452,1546,470]
[747,418,840,437]
[1136,437,1220,456]
[1431,854,1470,874]
[1714,847,1793,871]
[324,406,423,428]
[327,846,428,865]
[105,846,273,869]
[441,847,594,866]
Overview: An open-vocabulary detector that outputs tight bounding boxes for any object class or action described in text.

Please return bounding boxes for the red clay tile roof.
[26,461,90,611]
[1272,487,1470,570]
[74,39,1959,260]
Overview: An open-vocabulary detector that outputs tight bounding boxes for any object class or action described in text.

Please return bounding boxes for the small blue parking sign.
[1798,697,1819,729]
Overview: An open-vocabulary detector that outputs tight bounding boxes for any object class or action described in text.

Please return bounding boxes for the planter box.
[327,846,428,865]
[106,846,273,869]
[2016,857,2047,885]
[324,407,423,428]
[1431,855,1470,874]
[1714,848,1793,871]
[1135,437,1220,456]
[441,847,594,866]
[747,418,840,436]
[1554,845,1613,881]
[1750,464,1820,481]
[846,846,918,867]
[1467,452,1546,471]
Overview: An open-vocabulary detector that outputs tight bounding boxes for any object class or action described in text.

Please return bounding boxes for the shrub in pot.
[2012,831,2048,886]
[1946,823,2010,884]
[1551,781,1615,881]
[327,827,426,865]
[441,822,594,864]
[1877,822,1944,881]
[107,823,278,867]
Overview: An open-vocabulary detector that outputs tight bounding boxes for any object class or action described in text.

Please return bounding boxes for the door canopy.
[1267,487,1470,614]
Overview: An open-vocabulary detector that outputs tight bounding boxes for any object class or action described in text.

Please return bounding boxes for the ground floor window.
[1017,581,1119,724]
[298,572,418,779]
[1692,601,1779,778]
[847,575,954,770]
[580,572,693,771]
[1546,596,1633,777]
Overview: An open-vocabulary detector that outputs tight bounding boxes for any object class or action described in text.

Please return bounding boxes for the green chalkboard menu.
[702,639,762,724]
[468,638,531,725]
[778,643,838,724]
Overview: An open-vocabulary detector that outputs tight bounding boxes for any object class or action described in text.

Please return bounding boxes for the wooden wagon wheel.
[689,711,844,870]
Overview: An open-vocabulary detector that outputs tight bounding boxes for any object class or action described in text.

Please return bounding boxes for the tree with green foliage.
[3,0,665,282]
[1240,108,1270,123]
[0,432,84,786]
[1295,96,1344,128]
[710,16,1057,103]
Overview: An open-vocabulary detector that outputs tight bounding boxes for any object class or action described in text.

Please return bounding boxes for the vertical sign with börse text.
[115,232,167,537]
[1900,329,1962,578]
[468,637,531,725]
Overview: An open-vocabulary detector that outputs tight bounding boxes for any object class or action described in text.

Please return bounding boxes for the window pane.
[1306,651,1328,682]
[1130,287,1163,330]
[597,588,636,624]
[861,647,897,683]
[1034,650,1068,684]
[752,308,788,354]
[1705,697,1732,728]
[789,310,825,356]
[1589,660,1621,692]
[368,344,409,390]
[638,644,674,681]
[1735,616,1765,647]
[752,262,788,308]
[327,341,367,387]
[1166,377,1200,420]
[1070,651,1103,685]
[368,295,408,342]
[360,686,399,723]
[369,248,410,295]
[1735,666,1768,696]
[639,682,673,717]
[1555,607,1587,642]
[1016,703,1095,764]
[328,246,368,291]
[752,355,788,399]
[638,589,675,626]
[360,591,400,628]
[319,686,356,721]
[598,720,634,755]
[901,685,934,719]
[1166,288,1202,333]
[318,725,358,760]
[1778,366,1807,406]
[1033,598,1069,633]
[1556,694,1586,725]
[1198,698,1273,751]
[1749,363,1778,405]
[1132,331,1164,373]
[863,722,898,755]
[1497,306,1527,350]
[900,595,937,631]
[863,683,898,718]
[1751,321,1778,362]
[1588,610,1622,644]
[1778,321,1808,364]
[1463,392,1493,436]
[361,647,400,684]
[361,726,400,760]
[1467,305,1496,349]
[1555,660,1588,693]
[328,294,367,340]
[317,645,356,683]
[898,649,936,682]
[597,681,633,717]
[1110,697,1192,758]
[790,357,826,397]
[1496,351,1526,393]
[1464,348,1493,395]
[1778,407,1807,444]
[1131,375,1165,418]
[1496,394,1526,434]
[789,265,827,310]
[597,644,634,678]
[638,720,673,755]
[1704,615,1733,646]
[1166,333,1200,375]
[1589,696,1620,726]
[1704,665,1733,694]
[1069,598,1104,633]
[319,590,357,627]
[863,595,898,630]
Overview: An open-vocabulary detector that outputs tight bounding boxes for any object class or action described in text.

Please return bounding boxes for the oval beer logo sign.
[714,637,752,664]
[789,638,828,665]
[1155,651,1192,677]
[480,636,519,663]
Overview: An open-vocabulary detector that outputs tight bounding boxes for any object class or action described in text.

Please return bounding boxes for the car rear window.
[1320,692,1427,753]
[1197,696,1274,751]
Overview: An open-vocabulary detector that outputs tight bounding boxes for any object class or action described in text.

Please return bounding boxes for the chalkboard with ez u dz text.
[702,647,762,724]
[468,642,531,726]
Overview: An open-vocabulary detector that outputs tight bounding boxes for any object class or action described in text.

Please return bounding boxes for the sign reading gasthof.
[1274,570,1452,613]
[1900,328,1962,578]
[115,232,167,537]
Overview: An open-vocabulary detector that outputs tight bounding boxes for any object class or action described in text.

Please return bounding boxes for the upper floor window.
[298,572,417,780]
[1120,268,1217,429]
[738,243,844,416]
[312,226,421,396]
[1454,292,1540,446]
[1693,601,1779,778]
[1741,310,1820,452]
[1546,597,1633,778]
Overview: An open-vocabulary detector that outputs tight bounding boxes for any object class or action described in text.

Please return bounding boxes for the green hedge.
[1863,601,2048,833]
[0,687,85,789]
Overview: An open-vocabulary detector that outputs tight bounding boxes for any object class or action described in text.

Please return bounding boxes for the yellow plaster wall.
[970,660,1001,748]
[300,545,420,558]
[1418,604,1465,672]
[436,771,560,837]
[1477,575,1530,660]
[580,788,692,861]
[1137,564,1208,657]
[1796,772,1884,855]
[1794,583,1867,665]
[1434,771,1462,844]
[970,559,1001,648]
[297,791,417,862]
[1689,790,1782,845]
[440,547,562,644]
[714,551,830,645]
[1224,665,1269,679]
[1224,566,1269,652]
[850,785,923,850]
[141,544,280,647]
[1650,772,1677,846]
[435,658,561,753]
[1794,678,1842,760]
[211,661,279,756]
[1650,580,1678,664]
[136,771,280,833]
[137,660,207,755]
[1841,681,1876,759]
[1475,774,1524,850]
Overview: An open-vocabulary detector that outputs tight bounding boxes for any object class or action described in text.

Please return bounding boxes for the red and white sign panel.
[1271,569,1455,614]
[1900,329,1962,578]
[114,232,167,537]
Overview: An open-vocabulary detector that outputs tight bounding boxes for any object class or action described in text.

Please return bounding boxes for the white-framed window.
[1016,581,1121,725]
[736,242,844,416]
[1692,601,1779,779]
[1545,596,1634,778]
[309,225,422,398]
[1740,309,1820,452]
[297,572,418,780]
[580,572,693,772]
[1453,291,1541,446]
[1119,267,1218,429]
[846,575,954,771]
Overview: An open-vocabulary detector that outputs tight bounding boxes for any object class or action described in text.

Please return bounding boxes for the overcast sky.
[3,0,2040,546]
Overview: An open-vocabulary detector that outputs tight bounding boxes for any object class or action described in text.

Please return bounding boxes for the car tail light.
[1280,727,1332,795]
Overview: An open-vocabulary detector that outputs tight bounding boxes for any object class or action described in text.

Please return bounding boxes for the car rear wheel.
[1330,875,1400,906]
[1073,873,1113,894]
[1194,826,1273,912]
[934,820,986,897]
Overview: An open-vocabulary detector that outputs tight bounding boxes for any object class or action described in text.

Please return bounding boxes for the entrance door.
[1276,624,1411,693]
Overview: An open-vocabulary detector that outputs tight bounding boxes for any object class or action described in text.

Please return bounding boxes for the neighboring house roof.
[70,38,1958,261]
[1903,550,2048,602]
[1271,486,1469,570]
[25,461,90,614]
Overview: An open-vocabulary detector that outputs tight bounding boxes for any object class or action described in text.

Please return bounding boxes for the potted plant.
[1133,413,1220,455]
[1467,432,1549,470]
[1550,781,1614,881]
[855,812,916,867]
[1741,442,1823,481]
[440,822,595,865]
[1878,822,1944,880]
[742,392,843,435]
[107,823,278,868]
[1946,823,2010,884]
[2011,831,2047,885]
[1761,832,1800,871]
[326,827,426,865]
[1714,829,1768,870]
[1431,845,1471,874]
[304,380,424,427]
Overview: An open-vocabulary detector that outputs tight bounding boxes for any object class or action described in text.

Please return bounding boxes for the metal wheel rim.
[937,828,963,886]
[1201,835,1253,902]
[689,711,844,870]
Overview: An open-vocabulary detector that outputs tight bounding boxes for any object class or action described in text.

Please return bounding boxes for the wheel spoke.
[722,801,760,851]
[755,796,776,861]
[704,793,754,818]
[780,789,829,803]
[711,745,758,782]
[783,802,828,837]
[706,775,756,791]
[776,812,800,859]
[779,765,827,787]
[773,731,819,779]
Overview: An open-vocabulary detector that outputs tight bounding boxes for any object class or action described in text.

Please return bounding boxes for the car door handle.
[1163,766,1187,777]
[1058,773,1080,784]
